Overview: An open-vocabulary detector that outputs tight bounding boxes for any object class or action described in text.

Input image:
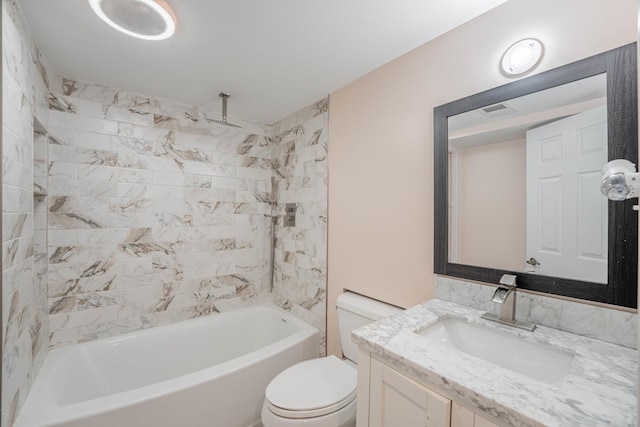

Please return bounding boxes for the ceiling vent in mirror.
[89,0,176,41]
[477,102,517,118]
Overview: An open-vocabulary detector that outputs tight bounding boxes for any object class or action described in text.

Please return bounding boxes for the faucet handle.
[499,274,517,287]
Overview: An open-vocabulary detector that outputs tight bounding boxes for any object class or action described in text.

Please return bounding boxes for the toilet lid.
[265,355,357,418]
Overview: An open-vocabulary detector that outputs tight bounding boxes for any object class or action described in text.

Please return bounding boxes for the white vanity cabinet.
[354,299,638,426]
[359,353,499,427]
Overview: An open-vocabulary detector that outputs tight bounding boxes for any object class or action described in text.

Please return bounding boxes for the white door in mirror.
[526,105,607,284]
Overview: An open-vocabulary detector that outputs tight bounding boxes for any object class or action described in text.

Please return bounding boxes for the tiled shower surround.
[45,76,274,347]
[2,2,328,423]
[2,0,51,425]
[271,100,328,355]
[45,77,328,350]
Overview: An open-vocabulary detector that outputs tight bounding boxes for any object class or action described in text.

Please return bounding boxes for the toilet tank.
[336,292,403,363]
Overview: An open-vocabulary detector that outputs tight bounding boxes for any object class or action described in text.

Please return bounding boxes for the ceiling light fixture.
[500,38,544,77]
[88,0,176,41]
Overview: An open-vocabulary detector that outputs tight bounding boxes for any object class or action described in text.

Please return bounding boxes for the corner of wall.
[2,1,51,425]
[270,97,329,356]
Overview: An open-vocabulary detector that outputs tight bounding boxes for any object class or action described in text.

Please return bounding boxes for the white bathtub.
[14,304,319,427]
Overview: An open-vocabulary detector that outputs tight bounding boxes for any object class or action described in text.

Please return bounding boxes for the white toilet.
[261,292,402,427]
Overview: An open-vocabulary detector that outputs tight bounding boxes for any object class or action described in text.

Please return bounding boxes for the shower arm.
[219,92,230,123]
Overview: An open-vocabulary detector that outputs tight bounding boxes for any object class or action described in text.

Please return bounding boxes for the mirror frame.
[434,43,638,308]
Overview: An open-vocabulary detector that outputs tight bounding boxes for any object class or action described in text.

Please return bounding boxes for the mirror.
[434,43,638,308]
[448,74,608,283]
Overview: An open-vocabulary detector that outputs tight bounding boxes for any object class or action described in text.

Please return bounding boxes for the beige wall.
[327,0,637,357]
[456,139,526,271]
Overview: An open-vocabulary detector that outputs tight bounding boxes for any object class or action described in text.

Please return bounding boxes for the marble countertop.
[352,299,637,427]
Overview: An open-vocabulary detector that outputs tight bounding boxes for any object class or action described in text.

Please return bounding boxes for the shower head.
[208,92,242,128]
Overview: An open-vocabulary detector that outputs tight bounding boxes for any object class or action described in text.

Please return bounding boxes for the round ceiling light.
[500,38,544,77]
[89,0,176,41]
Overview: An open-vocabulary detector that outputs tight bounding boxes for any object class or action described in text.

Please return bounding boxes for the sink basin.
[416,317,574,386]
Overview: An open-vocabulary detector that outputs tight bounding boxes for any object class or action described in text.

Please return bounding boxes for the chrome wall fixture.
[284,203,297,227]
[601,159,640,203]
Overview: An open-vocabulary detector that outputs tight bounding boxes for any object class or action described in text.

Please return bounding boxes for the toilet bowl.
[261,356,356,427]
[261,292,402,427]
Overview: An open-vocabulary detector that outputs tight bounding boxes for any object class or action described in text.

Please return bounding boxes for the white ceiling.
[18,0,509,124]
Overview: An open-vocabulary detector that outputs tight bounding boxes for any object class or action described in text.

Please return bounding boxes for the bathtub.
[14,304,319,427]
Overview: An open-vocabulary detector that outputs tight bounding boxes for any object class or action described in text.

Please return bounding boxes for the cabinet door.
[370,359,451,427]
[474,415,500,427]
[451,402,500,427]
[451,402,474,427]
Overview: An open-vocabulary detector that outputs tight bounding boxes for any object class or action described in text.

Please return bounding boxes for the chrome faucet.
[492,274,517,322]
[481,274,536,332]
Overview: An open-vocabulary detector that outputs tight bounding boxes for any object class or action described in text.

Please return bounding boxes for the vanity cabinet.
[370,358,450,427]
[360,354,499,427]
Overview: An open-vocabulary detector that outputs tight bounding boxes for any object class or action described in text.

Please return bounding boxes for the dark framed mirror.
[434,43,638,308]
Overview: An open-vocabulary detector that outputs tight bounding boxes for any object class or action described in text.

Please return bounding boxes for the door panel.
[526,105,607,283]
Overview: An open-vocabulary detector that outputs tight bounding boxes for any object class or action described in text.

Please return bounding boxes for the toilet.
[261,292,403,427]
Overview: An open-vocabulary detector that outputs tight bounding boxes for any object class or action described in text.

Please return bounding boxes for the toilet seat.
[265,355,357,419]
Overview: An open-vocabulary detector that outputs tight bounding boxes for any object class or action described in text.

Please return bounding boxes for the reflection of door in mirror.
[526,105,607,283]
[447,74,608,281]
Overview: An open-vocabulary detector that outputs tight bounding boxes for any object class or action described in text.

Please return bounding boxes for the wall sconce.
[500,38,544,77]
[600,159,640,201]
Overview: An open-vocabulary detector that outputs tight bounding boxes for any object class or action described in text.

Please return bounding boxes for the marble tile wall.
[271,99,328,356]
[45,75,277,347]
[2,5,330,425]
[435,275,637,349]
[2,0,51,425]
